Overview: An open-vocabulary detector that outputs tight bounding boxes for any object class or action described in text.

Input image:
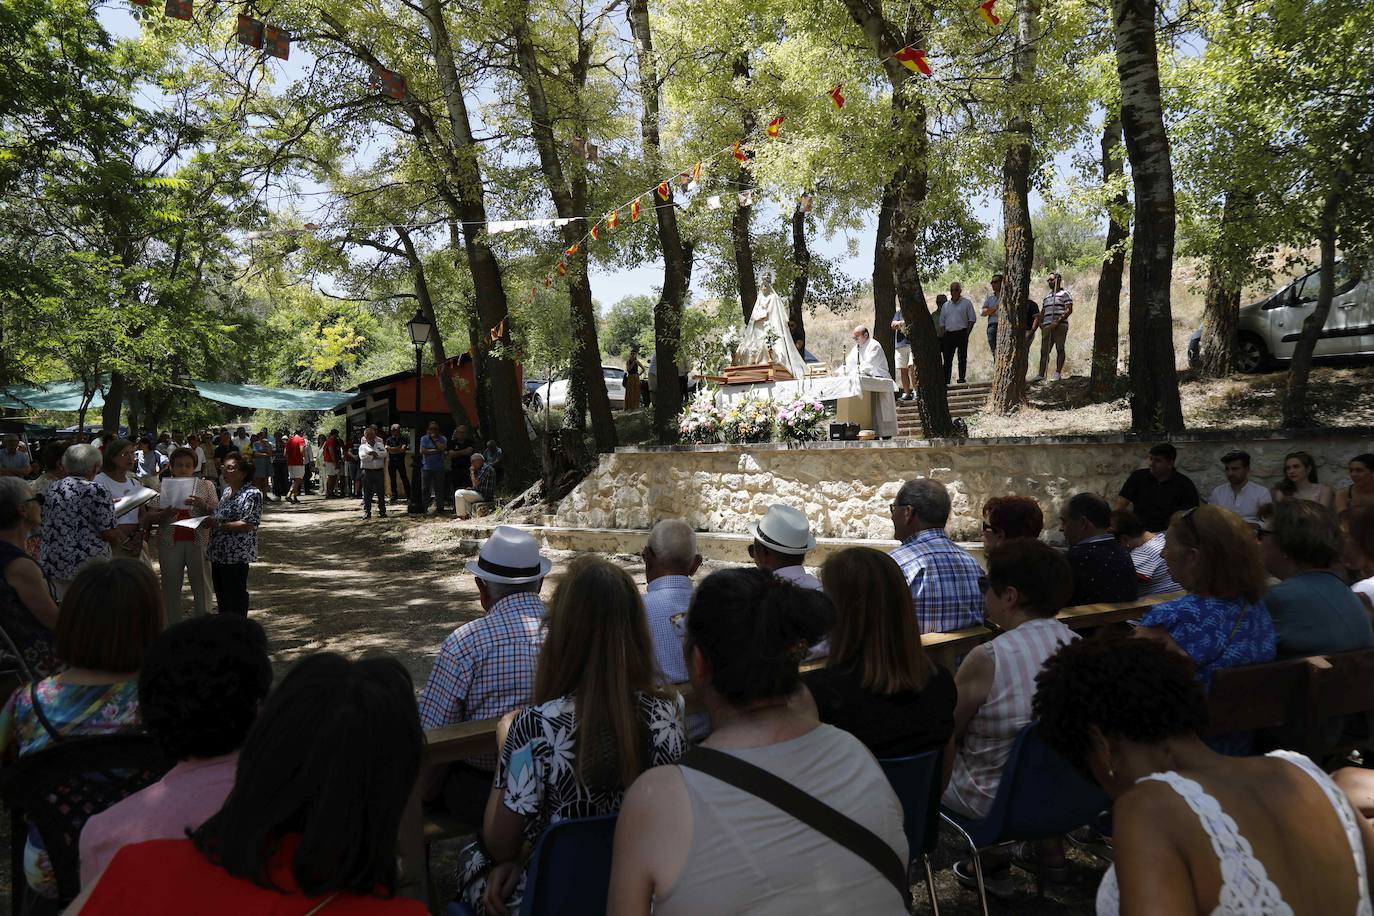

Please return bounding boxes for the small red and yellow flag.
[733,141,747,162]
[607,209,619,229]
[977,0,1000,25]
[894,47,932,76]
[543,275,551,288]
[766,116,784,138]
[557,260,568,276]
[490,317,507,341]
[828,85,845,110]
[657,181,671,201]
[565,243,579,257]
[691,161,702,182]
[631,198,642,222]
[590,223,601,241]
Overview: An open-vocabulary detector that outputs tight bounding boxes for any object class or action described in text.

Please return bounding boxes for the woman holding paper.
[190,453,260,617]
[143,448,217,623]
[94,440,148,563]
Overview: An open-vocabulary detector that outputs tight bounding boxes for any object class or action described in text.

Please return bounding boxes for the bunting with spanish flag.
[607,209,619,229]
[894,47,932,76]
[766,116,784,138]
[631,198,641,222]
[657,181,671,201]
[590,223,601,241]
[977,0,1000,25]
[733,141,747,163]
[829,85,845,110]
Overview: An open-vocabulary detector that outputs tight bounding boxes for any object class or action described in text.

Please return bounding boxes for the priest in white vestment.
[843,326,898,437]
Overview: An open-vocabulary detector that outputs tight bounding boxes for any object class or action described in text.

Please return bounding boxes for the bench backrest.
[1206,656,1311,735]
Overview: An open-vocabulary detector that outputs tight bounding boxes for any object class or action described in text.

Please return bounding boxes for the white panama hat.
[748,504,817,556]
[464,525,553,584]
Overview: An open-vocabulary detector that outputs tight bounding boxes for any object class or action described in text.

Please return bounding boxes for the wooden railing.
[396,591,1183,906]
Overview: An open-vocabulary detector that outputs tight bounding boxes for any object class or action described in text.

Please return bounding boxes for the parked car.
[530,366,627,411]
[1216,261,1374,372]
[523,377,547,406]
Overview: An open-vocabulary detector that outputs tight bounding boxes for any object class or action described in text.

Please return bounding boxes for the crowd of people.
[0,424,1372,912]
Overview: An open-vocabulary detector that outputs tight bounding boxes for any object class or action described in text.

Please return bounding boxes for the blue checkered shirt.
[417,591,546,769]
[890,528,985,634]
[644,575,694,685]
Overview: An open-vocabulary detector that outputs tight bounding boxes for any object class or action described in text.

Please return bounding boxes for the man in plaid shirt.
[889,478,986,634]
[418,526,549,823]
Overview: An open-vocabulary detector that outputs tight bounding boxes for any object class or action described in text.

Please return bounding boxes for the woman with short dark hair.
[94,439,147,562]
[609,569,909,915]
[0,476,59,676]
[191,452,260,617]
[72,653,427,914]
[980,495,1045,549]
[1035,635,1374,915]
[804,546,955,759]
[457,556,685,915]
[0,559,162,901]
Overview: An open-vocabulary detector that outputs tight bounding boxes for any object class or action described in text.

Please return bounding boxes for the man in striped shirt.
[1034,272,1074,382]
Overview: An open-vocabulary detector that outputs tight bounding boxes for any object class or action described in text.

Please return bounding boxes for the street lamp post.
[406,309,434,515]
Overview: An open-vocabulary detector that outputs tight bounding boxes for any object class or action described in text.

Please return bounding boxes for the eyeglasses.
[747,542,757,558]
[981,521,995,533]
[889,502,909,514]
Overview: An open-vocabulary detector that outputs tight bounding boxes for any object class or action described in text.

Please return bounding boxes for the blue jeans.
[421,469,447,511]
[987,324,998,355]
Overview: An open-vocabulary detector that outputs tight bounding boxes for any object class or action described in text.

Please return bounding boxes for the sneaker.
[1009,841,1071,882]
[952,858,1015,900]
[1053,372,1063,381]
[1032,373,1046,382]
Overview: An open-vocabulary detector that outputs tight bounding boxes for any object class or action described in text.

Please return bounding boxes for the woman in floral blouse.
[456,556,687,915]
[0,559,162,900]
[191,453,260,617]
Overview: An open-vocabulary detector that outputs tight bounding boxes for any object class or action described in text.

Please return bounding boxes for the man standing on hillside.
[982,274,1004,356]
[891,308,913,400]
[1035,272,1074,382]
[938,281,977,385]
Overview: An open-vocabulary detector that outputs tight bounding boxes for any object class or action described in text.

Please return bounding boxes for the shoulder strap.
[677,745,907,898]
[28,680,63,743]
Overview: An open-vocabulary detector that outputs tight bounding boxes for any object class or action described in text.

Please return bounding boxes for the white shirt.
[95,472,142,526]
[774,564,822,591]
[939,297,977,332]
[1208,480,1272,525]
[983,294,1000,324]
[844,337,891,379]
[357,438,388,471]
[232,435,249,452]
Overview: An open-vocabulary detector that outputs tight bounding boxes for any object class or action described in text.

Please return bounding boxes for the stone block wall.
[553,429,1374,541]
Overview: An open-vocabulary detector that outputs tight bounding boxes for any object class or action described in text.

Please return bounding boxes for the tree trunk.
[511,17,616,454]
[396,227,473,432]
[990,0,1040,415]
[102,371,125,436]
[396,2,535,481]
[788,203,810,339]
[628,0,689,440]
[1282,205,1337,428]
[730,54,757,322]
[1090,117,1129,397]
[840,1,952,436]
[1112,0,1184,433]
[872,187,899,380]
[125,386,142,439]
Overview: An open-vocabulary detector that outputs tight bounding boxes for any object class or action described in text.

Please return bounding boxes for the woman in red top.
[72,654,427,915]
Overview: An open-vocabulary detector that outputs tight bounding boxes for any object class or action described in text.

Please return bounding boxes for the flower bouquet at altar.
[775,397,827,442]
[720,396,775,444]
[679,392,723,443]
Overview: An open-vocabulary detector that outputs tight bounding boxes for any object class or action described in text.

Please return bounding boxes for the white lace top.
[1097,751,1372,916]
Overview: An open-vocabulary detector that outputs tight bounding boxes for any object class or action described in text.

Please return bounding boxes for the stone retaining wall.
[553,429,1374,541]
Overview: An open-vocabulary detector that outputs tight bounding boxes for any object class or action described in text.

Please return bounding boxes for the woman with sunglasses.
[0,478,60,677]
[1136,506,1275,750]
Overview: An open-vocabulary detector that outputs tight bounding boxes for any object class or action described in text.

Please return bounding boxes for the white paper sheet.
[112,486,159,518]
[172,515,210,531]
[158,477,194,511]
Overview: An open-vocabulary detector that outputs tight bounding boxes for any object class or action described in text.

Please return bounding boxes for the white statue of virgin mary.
[735,273,806,379]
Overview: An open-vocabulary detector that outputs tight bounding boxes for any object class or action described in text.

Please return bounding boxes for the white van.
[1232,261,1374,372]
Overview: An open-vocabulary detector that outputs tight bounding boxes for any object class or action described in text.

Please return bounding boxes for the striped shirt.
[418,591,546,769]
[1130,533,1181,596]
[890,528,986,633]
[643,575,695,685]
[943,618,1078,818]
[1041,288,1073,324]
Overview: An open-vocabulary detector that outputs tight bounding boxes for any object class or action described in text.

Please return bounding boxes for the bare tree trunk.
[102,371,125,436]
[1112,0,1184,433]
[840,0,953,435]
[990,0,1040,415]
[872,187,898,380]
[788,203,810,339]
[730,54,757,322]
[628,0,689,440]
[1090,117,1129,397]
[511,16,616,453]
[1283,203,1337,427]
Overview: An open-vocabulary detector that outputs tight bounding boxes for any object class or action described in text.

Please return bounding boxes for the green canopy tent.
[0,380,107,412]
[0,379,353,417]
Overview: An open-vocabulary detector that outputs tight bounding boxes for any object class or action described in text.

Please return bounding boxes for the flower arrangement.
[774,396,827,442]
[678,391,723,444]
[720,396,776,444]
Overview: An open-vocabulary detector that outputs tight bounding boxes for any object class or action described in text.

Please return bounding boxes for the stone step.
[446,522,988,568]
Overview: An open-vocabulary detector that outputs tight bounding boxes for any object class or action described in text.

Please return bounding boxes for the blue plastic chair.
[445,814,620,916]
[879,749,945,914]
[940,722,1108,911]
